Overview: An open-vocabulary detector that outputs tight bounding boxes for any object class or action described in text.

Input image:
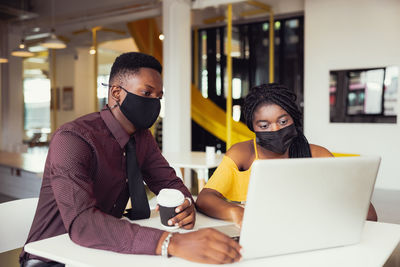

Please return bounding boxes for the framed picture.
[62,87,74,111]
[329,66,398,123]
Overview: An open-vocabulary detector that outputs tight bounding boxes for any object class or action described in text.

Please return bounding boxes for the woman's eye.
[259,123,269,129]
[279,119,288,125]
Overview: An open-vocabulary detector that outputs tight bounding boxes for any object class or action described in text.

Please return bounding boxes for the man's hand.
[169,228,242,264]
[156,198,195,229]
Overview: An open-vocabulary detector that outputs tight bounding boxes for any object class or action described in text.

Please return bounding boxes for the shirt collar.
[101,105,130,148]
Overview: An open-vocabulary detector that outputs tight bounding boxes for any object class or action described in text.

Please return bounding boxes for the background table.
[25,211,400,267]
[162,151,224,192]
[0,150,46,175]
[0,151,46,198]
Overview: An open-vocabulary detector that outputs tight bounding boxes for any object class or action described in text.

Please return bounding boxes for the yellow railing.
[332,153,360,157]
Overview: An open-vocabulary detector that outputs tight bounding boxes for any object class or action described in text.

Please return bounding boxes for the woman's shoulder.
[310,144,333,158]
[226,140,255,170]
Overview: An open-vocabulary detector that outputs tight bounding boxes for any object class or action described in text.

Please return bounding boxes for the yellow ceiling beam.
[240,9,266,17]
[203,15,226,24]
[246,0,271,12]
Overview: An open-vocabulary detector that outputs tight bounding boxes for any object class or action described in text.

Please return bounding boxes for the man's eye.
[143,91,151,97]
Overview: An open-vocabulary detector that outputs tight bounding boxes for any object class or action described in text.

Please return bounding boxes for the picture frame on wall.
[329,66,398,123]
[62,87,74,111]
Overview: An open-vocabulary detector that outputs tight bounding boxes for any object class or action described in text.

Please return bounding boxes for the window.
[192,16,304,151]
[97,74,109,111]
[23,53,51,145]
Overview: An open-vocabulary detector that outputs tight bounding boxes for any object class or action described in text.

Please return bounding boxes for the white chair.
[0,197,38,253]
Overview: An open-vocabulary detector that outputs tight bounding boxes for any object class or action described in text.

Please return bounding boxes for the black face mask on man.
[116,87,161,129]
[255,124,298,154]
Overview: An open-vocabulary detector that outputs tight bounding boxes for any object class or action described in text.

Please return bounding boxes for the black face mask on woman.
[117,87,161,129]
[255,124,298,154]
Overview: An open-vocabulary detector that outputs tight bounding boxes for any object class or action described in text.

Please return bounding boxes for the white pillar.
[162,0,191,153]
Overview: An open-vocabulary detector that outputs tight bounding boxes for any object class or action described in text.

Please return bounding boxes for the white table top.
[25,211,400,267]
[162,151,224,169]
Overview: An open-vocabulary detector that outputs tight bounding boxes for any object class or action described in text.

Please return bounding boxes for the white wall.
[53,48,98,129]
[49,47,95,130]
[74,47,96,119]
[304,0,400,190]
[55,50,76,127]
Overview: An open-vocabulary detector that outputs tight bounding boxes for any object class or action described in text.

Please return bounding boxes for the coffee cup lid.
[157,189,185,207]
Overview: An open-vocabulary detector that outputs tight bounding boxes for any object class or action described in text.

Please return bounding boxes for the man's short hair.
[109,52,162,84]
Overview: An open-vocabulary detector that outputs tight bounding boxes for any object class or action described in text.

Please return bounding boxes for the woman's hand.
[229,204,244,228]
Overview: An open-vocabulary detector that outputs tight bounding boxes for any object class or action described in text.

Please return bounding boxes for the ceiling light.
[29,45,48,53]
[26,57,47,63]
[41,33,66,49]
[89,46,96,55]
[159,34,165,41]
[0,57,8,63]
[41,0,66,50]
[24,69,44,75]
[11,41,34,57]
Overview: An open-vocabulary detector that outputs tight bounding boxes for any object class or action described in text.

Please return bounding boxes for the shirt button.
[113,204,117,208]
[126,178,128,183]
[123,152,126,156]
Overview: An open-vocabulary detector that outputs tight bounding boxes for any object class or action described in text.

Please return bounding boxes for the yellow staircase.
[127,18,254,144]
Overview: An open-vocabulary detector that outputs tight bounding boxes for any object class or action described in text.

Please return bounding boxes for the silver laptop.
[216,156,381,260]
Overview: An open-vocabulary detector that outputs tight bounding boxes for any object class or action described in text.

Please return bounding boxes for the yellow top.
[204,139,258,202]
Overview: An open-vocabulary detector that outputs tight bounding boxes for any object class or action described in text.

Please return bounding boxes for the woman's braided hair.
[243,83,311,158]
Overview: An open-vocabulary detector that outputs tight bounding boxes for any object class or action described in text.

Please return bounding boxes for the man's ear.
[110,86,121,102]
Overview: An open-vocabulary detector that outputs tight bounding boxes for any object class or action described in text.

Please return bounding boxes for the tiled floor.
[0,248,21,267]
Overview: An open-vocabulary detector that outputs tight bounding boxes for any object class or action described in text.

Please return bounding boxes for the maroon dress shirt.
[20,107,192,263]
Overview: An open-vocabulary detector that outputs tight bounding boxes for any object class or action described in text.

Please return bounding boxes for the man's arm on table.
[50,132,164,255]
[51,131,241,263]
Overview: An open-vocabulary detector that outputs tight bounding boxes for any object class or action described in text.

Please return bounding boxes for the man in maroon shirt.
[20,52,241,266]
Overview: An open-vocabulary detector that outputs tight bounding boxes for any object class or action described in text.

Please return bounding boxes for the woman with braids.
[196,83,377,226]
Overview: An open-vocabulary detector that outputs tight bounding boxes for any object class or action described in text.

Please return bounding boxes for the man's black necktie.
[125,136,150,220]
